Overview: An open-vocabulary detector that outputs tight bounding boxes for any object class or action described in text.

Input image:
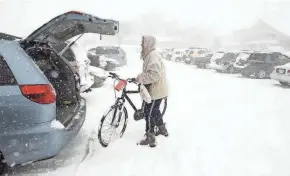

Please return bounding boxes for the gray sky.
[0,0,289,36]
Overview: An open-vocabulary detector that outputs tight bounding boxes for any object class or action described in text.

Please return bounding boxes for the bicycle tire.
[98,106,128,147]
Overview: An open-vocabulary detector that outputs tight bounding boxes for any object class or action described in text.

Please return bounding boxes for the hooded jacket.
[137,35,168,100]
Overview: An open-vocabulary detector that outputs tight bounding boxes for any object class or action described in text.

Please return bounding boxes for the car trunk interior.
[24,44,81,126]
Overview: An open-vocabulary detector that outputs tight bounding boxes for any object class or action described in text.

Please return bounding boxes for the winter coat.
[137,35,168,100]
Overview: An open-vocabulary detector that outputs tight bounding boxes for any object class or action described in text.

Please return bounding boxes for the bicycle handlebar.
[108,72,139,85]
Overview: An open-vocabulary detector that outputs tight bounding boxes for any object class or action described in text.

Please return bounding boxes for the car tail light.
[288,70,290,73]
[68,11,83,15]
[20,84,56,104]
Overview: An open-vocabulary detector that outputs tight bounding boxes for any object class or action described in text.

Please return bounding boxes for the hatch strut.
[58,33,84,56]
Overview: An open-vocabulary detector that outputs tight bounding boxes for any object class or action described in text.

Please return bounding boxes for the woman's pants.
[144,98,164,133]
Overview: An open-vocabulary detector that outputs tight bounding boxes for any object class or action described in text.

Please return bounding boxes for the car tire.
[227,65,235,74]
[0,152,5,175]
[256,69,267,79]
[279,81,289,86]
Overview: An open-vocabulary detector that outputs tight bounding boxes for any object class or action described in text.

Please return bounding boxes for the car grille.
[276,68,286,74]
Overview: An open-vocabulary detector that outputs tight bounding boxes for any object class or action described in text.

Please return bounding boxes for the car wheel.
[256,69,267,79]
[279,81,289,86]
[0,152,5,175]
[227,65,235,73]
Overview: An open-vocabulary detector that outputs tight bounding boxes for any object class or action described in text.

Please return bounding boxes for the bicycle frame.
[110,85,141,126]
[118,86,140,112]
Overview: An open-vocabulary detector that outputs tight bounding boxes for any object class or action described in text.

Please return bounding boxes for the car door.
[23,11,119,43]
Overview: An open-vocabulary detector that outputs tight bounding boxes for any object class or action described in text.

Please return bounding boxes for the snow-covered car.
[87,46,127,67]
[270,63,290,86]
[191,54,213,68]
[208,52,240,73]
[239,52,290,79]
[208,51,225,69]
[185,48,211,64]
[233,52,252,73]
[172,50,185,62]
[160,48,174,60]
[87,52,119,71]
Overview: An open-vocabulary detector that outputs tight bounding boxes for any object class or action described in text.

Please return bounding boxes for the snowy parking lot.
[7,46,290,176]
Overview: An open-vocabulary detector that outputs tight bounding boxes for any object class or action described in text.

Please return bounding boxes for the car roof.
[0,41,50,85]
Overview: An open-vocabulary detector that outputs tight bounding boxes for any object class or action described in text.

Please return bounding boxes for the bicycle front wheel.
[98,105,128,147]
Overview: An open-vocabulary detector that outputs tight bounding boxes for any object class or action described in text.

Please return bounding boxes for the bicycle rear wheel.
[98,105,128,147]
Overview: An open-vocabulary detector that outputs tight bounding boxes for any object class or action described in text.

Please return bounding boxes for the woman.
[136,35,169,147]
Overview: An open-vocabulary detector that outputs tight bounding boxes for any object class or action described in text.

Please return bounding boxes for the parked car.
[270,63,290,86]
[208,51,225,69]
[0,11,118,174]
[87,46,127,68]
[185,49,212,65]
[191,54,213,68]
[239,52,290,79]
[233,52,253,73]
[208,52,239,73]
[160,48,174,60]
[172,50,185,62]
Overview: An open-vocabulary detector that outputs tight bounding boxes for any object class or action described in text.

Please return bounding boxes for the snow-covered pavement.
[8,47,290,176]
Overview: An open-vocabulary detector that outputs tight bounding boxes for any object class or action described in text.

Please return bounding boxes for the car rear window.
[0,56,17,85]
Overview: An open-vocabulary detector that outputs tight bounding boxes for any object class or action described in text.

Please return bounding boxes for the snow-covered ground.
[7,46,290,176]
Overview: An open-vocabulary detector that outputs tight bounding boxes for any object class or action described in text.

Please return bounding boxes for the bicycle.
[97,72,167,147]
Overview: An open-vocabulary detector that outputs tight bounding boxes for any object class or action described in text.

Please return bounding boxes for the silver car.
[0,11,118,174]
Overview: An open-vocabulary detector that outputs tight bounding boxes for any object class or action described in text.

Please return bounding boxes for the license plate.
[277,68,286,74]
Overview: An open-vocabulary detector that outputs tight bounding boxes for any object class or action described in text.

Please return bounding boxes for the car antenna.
[58,33,84,56]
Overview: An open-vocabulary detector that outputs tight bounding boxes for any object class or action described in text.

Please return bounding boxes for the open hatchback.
[0,11,119,169]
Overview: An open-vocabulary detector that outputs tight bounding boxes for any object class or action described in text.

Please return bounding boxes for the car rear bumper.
[2,98,86,167]
[270,73,290,83]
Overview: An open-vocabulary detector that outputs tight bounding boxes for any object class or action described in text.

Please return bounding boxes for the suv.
[0,11,118,174]
[238,52,290,79]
